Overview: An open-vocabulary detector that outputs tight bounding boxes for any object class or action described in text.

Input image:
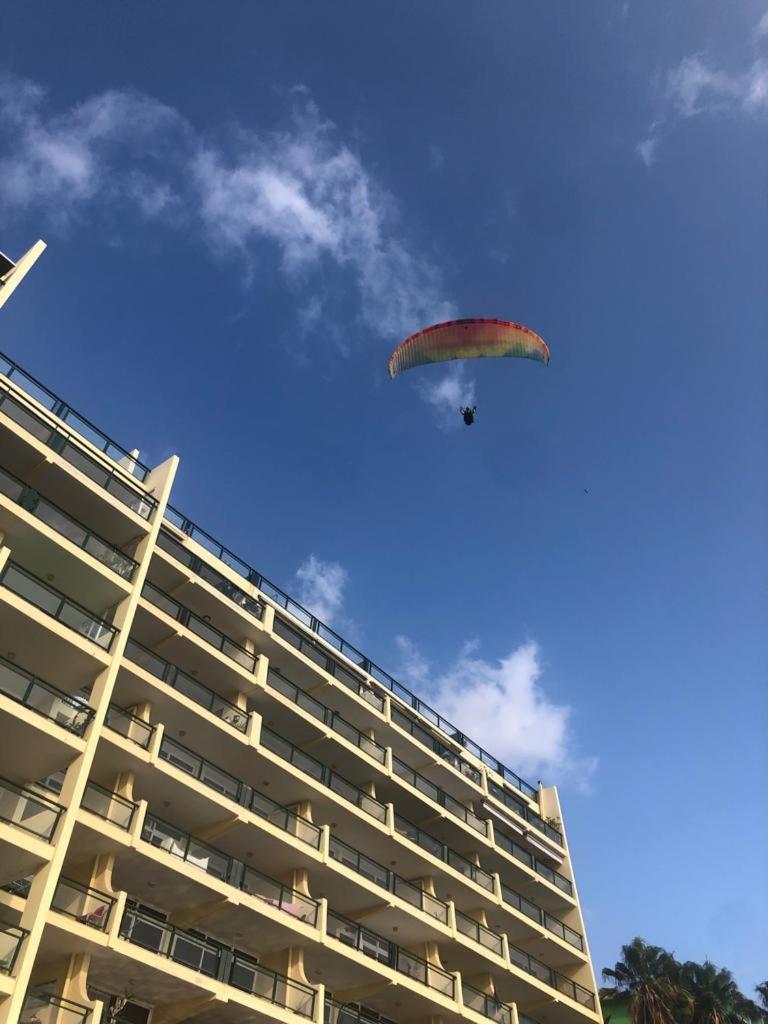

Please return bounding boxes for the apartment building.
[0,345,602,1024]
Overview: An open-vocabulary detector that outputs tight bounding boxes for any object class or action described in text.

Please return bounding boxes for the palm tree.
[602,937,683,1024]
[756,984,768,1014]
[679,960,747,1024]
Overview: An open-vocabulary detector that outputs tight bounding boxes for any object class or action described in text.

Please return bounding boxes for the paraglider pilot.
[460,406,477,426]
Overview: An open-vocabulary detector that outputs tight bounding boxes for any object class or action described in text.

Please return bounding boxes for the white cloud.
[397,636,596,790]
[636,136,659,167]
[756,9,768,38]
[295,554,348,625]
[417,363,476,428]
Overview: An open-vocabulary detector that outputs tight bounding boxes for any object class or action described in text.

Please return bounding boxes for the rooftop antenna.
[0,239,46,311]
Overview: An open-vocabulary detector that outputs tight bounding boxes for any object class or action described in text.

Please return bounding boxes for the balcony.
[393,814,495,895]
[390,755,488,837]
[455,910,504,959]
[158,735,244,803]
[0,561,116,651]
[324,1001,398,1024]
[494,833,573,899]
[0,465,138,581]
[20,990,91,1024]
[105,702,155,750]
[123,637,249,732]
[507,942,595,1010]
[462,983,512,1024]
[326,910,455,998]
[141,581,256,672]
[487,780,563,847]
[0,777,62,842]
[80,781,137,830]
[52,878,115,931]
[501,883,583,951]
[119,902,316,1018]
[248,788,323,850]
[0,921,27,974]
[389,705,482,785]
[0,654,93,736]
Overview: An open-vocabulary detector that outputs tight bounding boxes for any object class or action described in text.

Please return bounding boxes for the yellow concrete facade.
[0,347,603,1024]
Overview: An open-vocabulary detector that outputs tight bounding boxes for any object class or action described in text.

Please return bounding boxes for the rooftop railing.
[328,834,449,924]
[267,668,387,764]
[508,941,595,1010]
[0,351,151,482]
[21,990,91,1024]
[124,637,249,732]
[142,581,256,672]
[487,780,563,847]
[119,903,316,1017]
[392,756,488,837]
[0,653,93,736]
[495,833,573,897]
[455,910,504,958]
[462,983,511,1024]
[0,776,63,841]
[142,813,319,925]
[393,814,495,894]
[260,727,388,824]
[156,529,264,620]
[0,466,138,580]
[500,884,583,951]
[81,781,137,830]
[0,561,116,650]
[52,878,115,931]
[0,922,27,975]
[326,910,455,998]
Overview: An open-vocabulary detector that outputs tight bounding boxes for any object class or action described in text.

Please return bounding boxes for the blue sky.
[1,0,767,995]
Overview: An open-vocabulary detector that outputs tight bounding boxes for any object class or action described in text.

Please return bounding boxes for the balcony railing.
[0,466,139,580]
[487,780,563,847]
[390,706,482,785]
[501,883,583,950]
[392,756,488,836]
[142,813,319,925]
[52,878,115,931]
[328,834,448,924]
[455,910,504,958]
[124,637,249,732]
[508,941,595,1010]
[21,990,91,1024]
[462,983,511,1024]
[142,581,256,672]
[0,922,27,974]
[120,903,315,1017]
[105,702,155,749]
[324,1001,398,1024]
[0,351,151,482]
[495,832,573,897]
[0,561,117,649]
[393,815,495,894]
[260,727,388,824]
[158,736,244,803]
[0,776,62,841]
[156,529,264,620]
[81,781,137,830]
[249,788,323,849]
[326,911,455,998]
[267,668,387,764]
[0,654,93,735]
[273,617,385,713]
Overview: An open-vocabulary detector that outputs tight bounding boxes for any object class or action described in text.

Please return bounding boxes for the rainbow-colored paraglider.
[387,317,550,379]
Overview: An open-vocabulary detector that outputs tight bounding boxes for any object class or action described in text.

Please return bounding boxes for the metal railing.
[462,983,511,1023]
[120,903,315,1017]
[142,581,256,671]
[52,878,115,931]
[0,653,93,735]
[0,351,151,481]
[495,832,573,896]
[156,529,264,619]
[21,990,91,1024]
[0,922,27,975]
[105,702,155,749]
[328,834,448,924]
[324,1001,398,1024]
[390,706,482,785]
[158,736,244,802]
[455,910,504,958]
[393,814,495,893]
[267,668,387,764]
[326,911,455,997]
[249,788,322,849]
[392,756,488,836]
[260,727,387,823]
[0,466,138,579]
[142,813,319,925]
[487,780,563,846]
[0,777,62,841]
[81,781,137,830]
[124,637,249,732]
[501,883,583,949]
[0,561,117,649]
[508,941,595,1009]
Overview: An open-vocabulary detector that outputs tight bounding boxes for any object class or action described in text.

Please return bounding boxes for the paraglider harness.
[460,406,477,426]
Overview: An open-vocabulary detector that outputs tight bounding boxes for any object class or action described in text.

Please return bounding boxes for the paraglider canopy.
[387,317,550,379]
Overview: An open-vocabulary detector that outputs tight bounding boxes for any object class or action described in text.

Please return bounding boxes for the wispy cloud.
[395,636,596,790]
[0,72,454,352]
[417,363,476,428]
[637,16,768,164]
[295,554,348,625]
